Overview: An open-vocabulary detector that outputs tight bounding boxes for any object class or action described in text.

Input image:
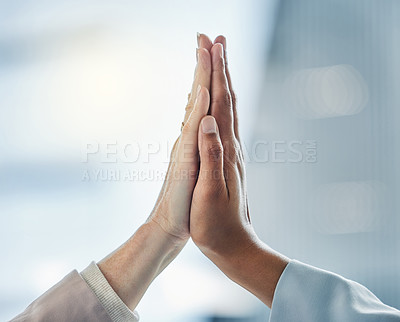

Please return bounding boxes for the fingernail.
[197,32,200,47]
[202,117,217,134]
[196,48,199,62]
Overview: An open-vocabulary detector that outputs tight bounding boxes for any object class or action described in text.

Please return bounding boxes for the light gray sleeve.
[10,262,139,322]
[11,269,114,322]
[270,260,400,322]
[80,261,139,322]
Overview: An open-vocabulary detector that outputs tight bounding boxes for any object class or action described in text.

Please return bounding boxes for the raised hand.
[190,36,289,308]
[190,39,254,253]
[97,35,215,310]
[147,34,213,242]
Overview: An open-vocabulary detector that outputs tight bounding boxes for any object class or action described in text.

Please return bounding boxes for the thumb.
[198,116,226,193]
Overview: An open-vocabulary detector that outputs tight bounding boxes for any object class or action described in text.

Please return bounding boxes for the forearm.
[211,237,289,308]
[98,220,187,310]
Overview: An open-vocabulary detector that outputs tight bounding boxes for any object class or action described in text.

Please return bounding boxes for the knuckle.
[212,90,232,107]
[181,122,193,135]
[206,142,223,160]
[198,48,210,66]
[213,56,225,70]
[198,47,208,56]
[232,137,241,151]
[231,91,237,107]
[185,102,194,112]
[223,139,241,164]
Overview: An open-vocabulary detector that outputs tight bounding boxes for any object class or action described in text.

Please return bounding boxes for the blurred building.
[248,0,400,311]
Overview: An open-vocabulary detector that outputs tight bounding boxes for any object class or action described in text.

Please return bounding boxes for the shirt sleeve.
[270,260,400,322]
[11,262,139,322]
[80,261,139,322]
[11,269,114,322]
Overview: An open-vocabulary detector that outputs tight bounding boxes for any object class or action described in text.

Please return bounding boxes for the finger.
[210,43,235,141]
[184,48,211,123]
[183,33,212,123]
[214,35,239,139]
[197,33,213,51]
[179,86,210,163]
[157,87,209,207]
[197,116,227,198]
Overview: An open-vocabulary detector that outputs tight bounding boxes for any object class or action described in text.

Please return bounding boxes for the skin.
[98,34,212,309]
[98,33,289,311]
[191,37,289,308]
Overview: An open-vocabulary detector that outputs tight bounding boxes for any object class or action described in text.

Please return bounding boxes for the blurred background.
[1,0,399,321]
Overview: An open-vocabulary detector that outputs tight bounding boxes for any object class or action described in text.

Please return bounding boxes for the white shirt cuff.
[80,261,139,322]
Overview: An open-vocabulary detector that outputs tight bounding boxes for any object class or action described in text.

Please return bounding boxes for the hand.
[98,34,216,310]
[190,36,289,307]
[190,38,255,260]
[147,34,213,242]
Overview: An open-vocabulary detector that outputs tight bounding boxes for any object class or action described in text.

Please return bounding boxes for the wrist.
[145,219,188,252]
[148,207,190,243]
[210,236,289,308]
[198,225,259,265]
[98,220,187,310]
